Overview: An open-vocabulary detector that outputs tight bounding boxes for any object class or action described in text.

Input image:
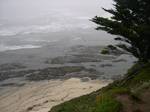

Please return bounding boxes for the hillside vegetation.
[50,63,150,112]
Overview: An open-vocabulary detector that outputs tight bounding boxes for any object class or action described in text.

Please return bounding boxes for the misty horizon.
[0,0,114,52]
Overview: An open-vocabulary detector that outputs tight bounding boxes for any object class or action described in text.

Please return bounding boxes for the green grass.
[95,87,130,112]
[50,63,150,112]
[50,94,97,112]
[50,93,122,112]
[50,87,128,112]
[95,94,121,112]
[107,87,130,95]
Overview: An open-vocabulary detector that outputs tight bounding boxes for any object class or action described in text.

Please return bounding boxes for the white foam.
[0,22,93,36]
[72,37,82,41]
[0,30,18,36]
[0,44,41,52]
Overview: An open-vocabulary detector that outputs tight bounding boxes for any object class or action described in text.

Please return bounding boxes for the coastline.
[0,45,136,112]
[0,78,111,112]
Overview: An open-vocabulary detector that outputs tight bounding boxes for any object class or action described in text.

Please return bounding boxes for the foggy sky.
[0,0,113,23]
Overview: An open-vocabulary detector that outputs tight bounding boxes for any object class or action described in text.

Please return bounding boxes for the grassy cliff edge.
[50,63,150,112]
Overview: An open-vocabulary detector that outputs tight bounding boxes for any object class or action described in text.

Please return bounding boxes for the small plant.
[101,48,109,54]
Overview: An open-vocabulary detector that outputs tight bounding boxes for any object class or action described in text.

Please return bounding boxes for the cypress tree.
[92,0,150,62]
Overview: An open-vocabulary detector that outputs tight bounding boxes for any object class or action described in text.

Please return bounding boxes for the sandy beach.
[0,78,111,112]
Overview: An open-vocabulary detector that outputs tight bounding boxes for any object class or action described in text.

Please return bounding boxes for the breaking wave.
[0,44,41,52]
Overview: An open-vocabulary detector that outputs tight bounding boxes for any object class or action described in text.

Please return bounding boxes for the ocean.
[0,0,114,52]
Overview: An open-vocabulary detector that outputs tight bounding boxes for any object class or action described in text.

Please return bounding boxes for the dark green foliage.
[92,0,150,62]
[107,45,117,50]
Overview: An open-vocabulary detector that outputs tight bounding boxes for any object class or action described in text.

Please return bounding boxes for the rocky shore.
[0,45,136,82]
[0,45,136,112]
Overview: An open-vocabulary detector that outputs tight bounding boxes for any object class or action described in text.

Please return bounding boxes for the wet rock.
[100,64,113,67]
[101,49,109,54]
[101,45,126,56]
[0,83,25,87]
[0,63,26,71]
[81,77,91,82]
[112,59,127,63]
[26,66,101,81]
[46,46,115,64]
[0,70,35,81]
